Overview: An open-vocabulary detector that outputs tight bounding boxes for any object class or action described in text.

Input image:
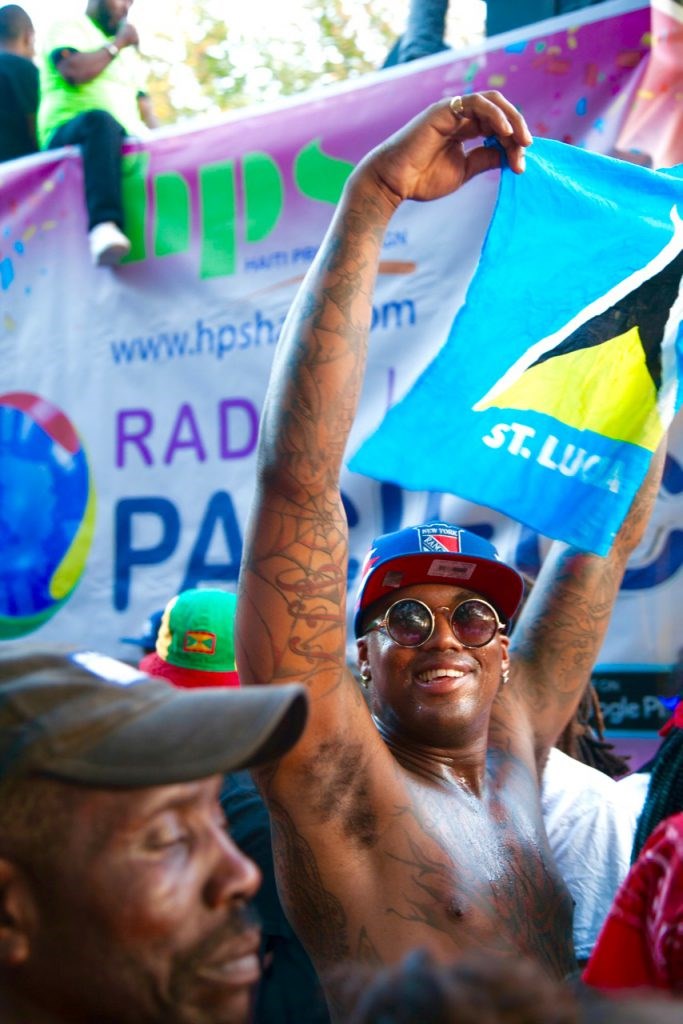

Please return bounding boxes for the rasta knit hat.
[139,588,240,689]
[353,521,524,637]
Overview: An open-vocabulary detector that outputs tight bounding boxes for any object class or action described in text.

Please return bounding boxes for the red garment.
[582,812,683,992]
[139,651,240,689]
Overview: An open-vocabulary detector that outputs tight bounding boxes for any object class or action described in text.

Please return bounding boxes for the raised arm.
[509,440,666,759]
[52,21,139,86]
[236,94,532,752]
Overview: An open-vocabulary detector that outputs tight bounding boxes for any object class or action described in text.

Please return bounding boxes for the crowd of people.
[0,0,156,265]
[1,3,681,1022]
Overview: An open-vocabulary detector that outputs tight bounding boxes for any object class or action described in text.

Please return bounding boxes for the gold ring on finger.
[449,95,466,120]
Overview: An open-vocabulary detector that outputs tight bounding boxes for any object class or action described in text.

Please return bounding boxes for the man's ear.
[0,859,32,967]
[356,637,369,680]
[20,30,35,60]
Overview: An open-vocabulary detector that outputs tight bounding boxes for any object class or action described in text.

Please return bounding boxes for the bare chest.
[277,754,576,982]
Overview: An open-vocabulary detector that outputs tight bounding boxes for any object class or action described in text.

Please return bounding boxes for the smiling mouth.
[416,668,466,682]
[414,668,472,694]
[194,925,262,988]
[195,950,261,987]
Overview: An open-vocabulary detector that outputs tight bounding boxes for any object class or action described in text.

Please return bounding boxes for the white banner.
[2,1,680,677]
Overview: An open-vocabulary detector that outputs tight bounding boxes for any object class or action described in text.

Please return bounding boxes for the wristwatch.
[106,42,119,59]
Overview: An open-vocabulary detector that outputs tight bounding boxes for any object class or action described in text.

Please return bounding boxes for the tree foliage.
[143,0,399,125]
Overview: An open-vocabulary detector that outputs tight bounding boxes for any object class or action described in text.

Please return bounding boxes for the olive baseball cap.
[0,650,308,787]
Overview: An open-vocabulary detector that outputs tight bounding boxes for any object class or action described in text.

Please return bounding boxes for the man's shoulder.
[542,747,617,804]
[0,52,39,107]
[0,52,38,75]
[41,15,101,53]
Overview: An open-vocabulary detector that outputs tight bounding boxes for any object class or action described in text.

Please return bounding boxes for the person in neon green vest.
[37,0,157,266]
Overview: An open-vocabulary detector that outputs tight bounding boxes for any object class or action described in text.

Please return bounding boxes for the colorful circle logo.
[0,393,96,639]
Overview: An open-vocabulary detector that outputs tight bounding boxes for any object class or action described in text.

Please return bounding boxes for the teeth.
[418,669,465,681]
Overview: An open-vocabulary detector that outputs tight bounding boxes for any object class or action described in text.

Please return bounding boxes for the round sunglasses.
[366,597,503,649]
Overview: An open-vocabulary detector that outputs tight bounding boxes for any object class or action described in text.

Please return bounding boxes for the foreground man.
[236,91,664,1014]
[0,649,307,1024]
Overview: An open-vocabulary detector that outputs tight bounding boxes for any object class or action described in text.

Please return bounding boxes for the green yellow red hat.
[140,588,240,688]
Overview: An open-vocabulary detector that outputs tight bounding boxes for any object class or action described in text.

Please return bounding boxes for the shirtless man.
[235,91,664,1012]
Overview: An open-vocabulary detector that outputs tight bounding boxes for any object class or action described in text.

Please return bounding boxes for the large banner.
[2,0,681,728]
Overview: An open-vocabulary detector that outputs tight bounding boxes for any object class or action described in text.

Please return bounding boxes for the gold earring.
[502,667,510,686]
[360,671,370,689]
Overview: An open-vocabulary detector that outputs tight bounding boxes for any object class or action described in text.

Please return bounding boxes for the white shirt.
[541,747,637,960]
[614,769,650,833]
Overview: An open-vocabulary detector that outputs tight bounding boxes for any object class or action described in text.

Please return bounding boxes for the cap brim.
[357,553,524,633]
[48,681,308,787]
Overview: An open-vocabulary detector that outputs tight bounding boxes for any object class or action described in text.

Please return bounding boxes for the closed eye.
[145,831,191,850]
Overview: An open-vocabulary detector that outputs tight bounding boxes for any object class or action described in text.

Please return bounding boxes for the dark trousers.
[48,109,126,231]
[383,0,450,67]
[486,0,606,35]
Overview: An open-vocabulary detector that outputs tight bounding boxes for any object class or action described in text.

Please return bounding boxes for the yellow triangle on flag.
[476,326,664,451]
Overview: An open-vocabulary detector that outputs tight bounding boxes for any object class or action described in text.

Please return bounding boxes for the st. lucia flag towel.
[349,139,683,555]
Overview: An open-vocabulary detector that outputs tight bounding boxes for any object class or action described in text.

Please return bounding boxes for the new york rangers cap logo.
[419,526,463,554]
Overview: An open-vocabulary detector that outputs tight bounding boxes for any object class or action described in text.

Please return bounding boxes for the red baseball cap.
[354,522,524,637]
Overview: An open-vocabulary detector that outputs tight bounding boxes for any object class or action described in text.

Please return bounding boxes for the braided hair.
[631,719,683,862]
[555,682,631,779]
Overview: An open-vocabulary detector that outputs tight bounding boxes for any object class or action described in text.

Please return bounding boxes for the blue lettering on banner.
[113,456,683,611]
[108,297,417,366]
[383,231,408,248]
[117,486,415,610]
[237,237,406,266]
[115,497,181,610]
[114,492,242,610]
[244,251,289,271]
[370,298,416,332]
[622,452,683,589]
[345,482,405,590]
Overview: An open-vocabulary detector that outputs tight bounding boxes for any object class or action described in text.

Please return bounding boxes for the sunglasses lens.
[452,600,499,647]
[386,600,433,647]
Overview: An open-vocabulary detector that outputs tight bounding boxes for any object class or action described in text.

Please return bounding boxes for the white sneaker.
[88,221,131,267]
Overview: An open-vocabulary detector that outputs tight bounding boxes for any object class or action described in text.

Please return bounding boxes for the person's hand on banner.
[359,90,532,213]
